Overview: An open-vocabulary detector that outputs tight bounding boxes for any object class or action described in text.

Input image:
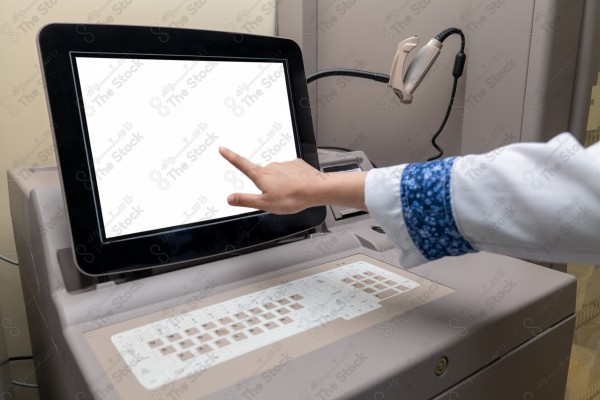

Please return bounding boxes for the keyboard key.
[246,317,261,326]
[197,344,213,354]
[218,317,233,325]
[234,312,249,320]
[201,322,216,330]
[147,339,163,348]
[363,288,376,294]
[290,294,304,301]
[177,351,194,362]
[396,284,409,291]
[197,333,213,342]
[248,327,264,335]
[263,302,277,310]
[374,283,386,290]
[184,327,199,336]
[385,280,398,286]
[159,346,176,355]
[249,307,262,315]
[342,278,354,284]
[363,279,376,285]
[232,332,248,341]
[374,275,385,281]
[353,274,366,280]
[231,322,246,330]
[263,312,276,320]
[263,321,279,330]
[364,271,375,276]
[352,283,365,289]
[166,333,182,342]
[215,338,231,348]
[276,308,290,315]
[375,289,398,300]
[214,328,230,337]
[279,317,293,325]
[289,303,304,310]
[178,339,194,349]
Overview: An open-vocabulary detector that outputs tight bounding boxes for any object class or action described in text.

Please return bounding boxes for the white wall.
[0,1,275,398]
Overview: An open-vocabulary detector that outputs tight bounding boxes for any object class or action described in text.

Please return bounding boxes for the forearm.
[311,171,369,211]
[366,132,600,267]
[452,133,600,263]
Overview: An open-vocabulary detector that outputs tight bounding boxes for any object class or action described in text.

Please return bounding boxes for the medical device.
[38,24,324,275]
[15,22,575,400]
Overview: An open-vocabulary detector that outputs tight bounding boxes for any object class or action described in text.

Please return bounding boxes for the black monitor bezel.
[38,24,325,276]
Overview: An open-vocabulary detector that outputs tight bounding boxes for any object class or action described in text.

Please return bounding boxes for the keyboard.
[111,259,421,390]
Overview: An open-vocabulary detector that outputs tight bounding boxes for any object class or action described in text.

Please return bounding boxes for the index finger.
[219,146,260,179]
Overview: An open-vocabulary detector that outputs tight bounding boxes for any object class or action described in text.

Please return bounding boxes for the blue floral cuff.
[400,157,476,261]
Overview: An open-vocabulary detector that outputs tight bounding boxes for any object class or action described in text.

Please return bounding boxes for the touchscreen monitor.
[38,24,324,275]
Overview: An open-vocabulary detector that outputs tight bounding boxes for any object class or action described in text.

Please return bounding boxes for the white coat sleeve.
[364,132,600,267]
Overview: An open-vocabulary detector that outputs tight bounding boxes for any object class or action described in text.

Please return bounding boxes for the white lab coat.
[365,132,600,267]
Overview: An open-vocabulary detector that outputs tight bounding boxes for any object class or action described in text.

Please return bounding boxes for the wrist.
[314,171,368,211]
[299,170,327,209]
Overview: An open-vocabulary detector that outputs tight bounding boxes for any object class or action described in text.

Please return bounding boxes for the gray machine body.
[8,154,575,399]
[0,304,12,399]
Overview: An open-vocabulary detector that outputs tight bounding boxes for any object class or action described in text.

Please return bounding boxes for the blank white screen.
[74,56,297,239]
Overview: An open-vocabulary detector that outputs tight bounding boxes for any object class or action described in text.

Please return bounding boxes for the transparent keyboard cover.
[111,260,420,389]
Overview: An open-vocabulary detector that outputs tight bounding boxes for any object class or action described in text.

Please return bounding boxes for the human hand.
[219,146,324,214]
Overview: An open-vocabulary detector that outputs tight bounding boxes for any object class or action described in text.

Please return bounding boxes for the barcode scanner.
[388,28,466,104]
